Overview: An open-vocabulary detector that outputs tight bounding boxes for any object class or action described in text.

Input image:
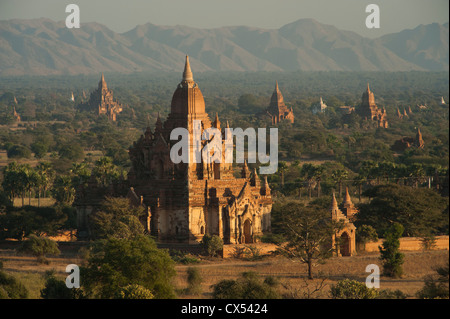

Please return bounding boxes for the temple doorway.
[339,232,351,256]
[243,219,252,244]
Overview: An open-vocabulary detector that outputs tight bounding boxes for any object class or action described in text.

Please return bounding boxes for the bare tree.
[276,200,344,279]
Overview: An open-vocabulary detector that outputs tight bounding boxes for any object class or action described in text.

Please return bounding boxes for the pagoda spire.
[344,187,353,205]
[331,192,339,210]
[213,113,221,129]
[182,55,194,82]
[99,72,107,89]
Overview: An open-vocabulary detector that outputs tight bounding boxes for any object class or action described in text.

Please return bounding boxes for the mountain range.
[0,18,448,76]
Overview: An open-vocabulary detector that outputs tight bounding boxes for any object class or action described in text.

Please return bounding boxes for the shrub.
[330,279,378,299]
[379,223,405,278]
[201,234,223,257]
[169,249,200,264]
[211,271,280,299]
[6,144,31,159]
[416,262,449,299]
[0,269,28,299]
[377,289,408,299]
[116,284,154,299]
[186,267,203,295]
[356,225,379,245]
[18,235,60,264]
[40,270,83,299]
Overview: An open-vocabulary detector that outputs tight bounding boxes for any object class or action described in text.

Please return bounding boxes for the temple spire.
[331,192,338,210]
[183,55,194,82]
[344,187,353,205]
[99,72,107,89]
[367,82,370,92]
[213,113,220,129]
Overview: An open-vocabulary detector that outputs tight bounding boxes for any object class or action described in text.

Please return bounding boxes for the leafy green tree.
[81,235,176,299]
[211,271,279,299]
[201,234,223,257]
[357,184,449,237]
[58,142,84,161]
[379,223,405,278]
[89,197,145,240]
[0,206,70,241]
[356,225,378,251]
[31,142,48,159]
[330,279,378,299]
[18,234,60,264]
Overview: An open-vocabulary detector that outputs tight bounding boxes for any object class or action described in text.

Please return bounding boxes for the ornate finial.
[331,192,338,209]
[344,187,352,204]
[213,113,220,129]
[99,72,107,89]
[183,55,194,82]
[275,80,279,92]
[367,82,370,92]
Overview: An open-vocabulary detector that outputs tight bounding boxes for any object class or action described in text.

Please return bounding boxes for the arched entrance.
[339,232,351,256]
[243,219,252,244]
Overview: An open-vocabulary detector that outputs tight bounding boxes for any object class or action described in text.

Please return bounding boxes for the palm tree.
[352,174,366,202]
[35,162,55,207]
[331,169,348,196]
[52,175,76,205]
[2,162,23,202]
[407,163,425,188]
[70,162,91,187]
[93,157,120,187]
[278,161,288,187]
[300,164,317,199]
[314,165,325,197]
[378,161,396,184]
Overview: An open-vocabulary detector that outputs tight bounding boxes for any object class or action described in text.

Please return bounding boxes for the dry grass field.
[0,244,447,299]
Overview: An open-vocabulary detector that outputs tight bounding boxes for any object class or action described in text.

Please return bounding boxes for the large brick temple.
[75,56,272,244]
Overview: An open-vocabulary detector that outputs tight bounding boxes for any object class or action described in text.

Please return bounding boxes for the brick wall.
[363,235,449,252]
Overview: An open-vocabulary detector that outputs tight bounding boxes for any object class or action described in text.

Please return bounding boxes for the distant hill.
[379,22,449,71]
[0,18,448,76]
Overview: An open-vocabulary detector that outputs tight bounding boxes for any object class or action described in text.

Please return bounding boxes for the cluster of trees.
[268,159,448,200]
[267,183,448,280]
[1,157,123,207]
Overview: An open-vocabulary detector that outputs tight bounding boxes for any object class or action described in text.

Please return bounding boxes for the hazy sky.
[0,0,448,37]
